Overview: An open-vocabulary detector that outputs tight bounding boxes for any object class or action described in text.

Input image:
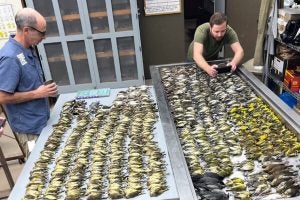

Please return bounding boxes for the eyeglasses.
[27,26,46,36]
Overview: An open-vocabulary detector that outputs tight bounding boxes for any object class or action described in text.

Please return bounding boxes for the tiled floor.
[0,113,24,200]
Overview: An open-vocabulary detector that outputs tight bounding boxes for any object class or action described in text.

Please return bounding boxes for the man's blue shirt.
[0,37,49,134]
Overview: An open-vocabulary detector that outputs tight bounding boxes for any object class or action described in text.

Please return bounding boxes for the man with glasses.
[187,12,244,77]
[0,8,58,159]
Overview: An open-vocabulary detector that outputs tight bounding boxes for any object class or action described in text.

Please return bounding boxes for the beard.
[214,36,223,41]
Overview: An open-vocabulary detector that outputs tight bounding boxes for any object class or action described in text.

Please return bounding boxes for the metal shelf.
[266,72,300,101]
[263,38,300,103]
[275,38,300,52]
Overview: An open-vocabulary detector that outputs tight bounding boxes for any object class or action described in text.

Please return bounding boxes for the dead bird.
[201,190,229,200]
[192,172,228,200]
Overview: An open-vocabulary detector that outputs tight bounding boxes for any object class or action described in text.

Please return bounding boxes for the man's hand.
[228,62,237,72]
[34,82,58,98]
[230,42,244,71]
[0,82,58,105]
[204,64,218,77]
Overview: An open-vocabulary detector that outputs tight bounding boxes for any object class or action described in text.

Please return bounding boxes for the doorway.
[184,0,225,55]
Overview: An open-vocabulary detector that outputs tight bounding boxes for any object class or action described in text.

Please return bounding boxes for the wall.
[137,0,259,79]
[225,0,261,63]
[137,1,185,79]
[0,0,23,48]
[1,1,260,79]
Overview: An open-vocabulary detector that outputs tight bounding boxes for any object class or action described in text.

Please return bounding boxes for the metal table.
[9,87,180,200]
[150,62,300,200]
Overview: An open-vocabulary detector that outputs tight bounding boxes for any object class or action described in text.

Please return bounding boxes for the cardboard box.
[279,8,300,22]
[284,70,300,92]
[270,56,300,81]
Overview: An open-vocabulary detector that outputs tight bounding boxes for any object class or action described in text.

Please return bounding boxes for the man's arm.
[229,42,244,71]
[0,83,58,104]
[193,42,218,77]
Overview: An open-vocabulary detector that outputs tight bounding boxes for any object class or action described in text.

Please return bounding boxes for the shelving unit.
[267,71,300,101]
[264,32,300,110]
[25,0,144,93]
[275,38,300,52]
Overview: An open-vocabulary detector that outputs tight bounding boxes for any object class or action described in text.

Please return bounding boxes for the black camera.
[215,63,232,73]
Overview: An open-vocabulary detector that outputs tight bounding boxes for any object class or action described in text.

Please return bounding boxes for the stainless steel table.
[150,62,300,200]
[9,87,181,200]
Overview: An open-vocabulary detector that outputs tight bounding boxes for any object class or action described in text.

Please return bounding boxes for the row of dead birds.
[24,86,168,199]
[229,97,300,158]
[24,100,81,200]
[160,65,300,199]
[246,161,300,199]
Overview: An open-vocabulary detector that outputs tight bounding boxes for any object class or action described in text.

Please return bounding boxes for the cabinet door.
[117,36,138,80]
[26,0,144,93]
[32,0,59,37]
[27,0,98,92]
[58,0,83,35]
[86,0,109,34]
[44,43,69,86]
[85,0,144,88]
[67,40,92,84]
[93,39,117,83]
[111,0,133,32]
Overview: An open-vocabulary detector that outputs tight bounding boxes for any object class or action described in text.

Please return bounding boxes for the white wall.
[0,0,23,48]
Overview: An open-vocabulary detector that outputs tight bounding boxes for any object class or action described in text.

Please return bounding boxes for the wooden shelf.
[48,54,88,62]
[115,27,133,31]
[96,51,113,58]
[54,9,130,22]
[89,11,107,18]
[62,13,80,21]
[45,16,57,22]
[96,50,135,58]
[119,49,135,56]
[65,9,130,20]
[113,9,131,16]
[48,56,65,63]
[44,11,108,23]
[48,49,135,62]
[71,54,87,61]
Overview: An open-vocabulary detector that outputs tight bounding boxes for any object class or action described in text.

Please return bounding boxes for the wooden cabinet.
[26,0,144,93]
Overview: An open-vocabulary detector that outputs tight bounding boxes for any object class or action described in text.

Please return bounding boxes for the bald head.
[15,8,46,31]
